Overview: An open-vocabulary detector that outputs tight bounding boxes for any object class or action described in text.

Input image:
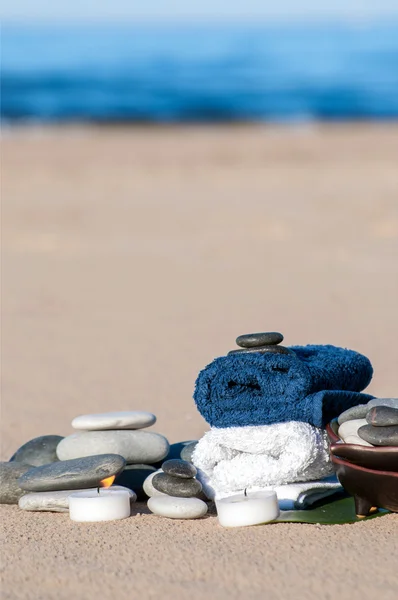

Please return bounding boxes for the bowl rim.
[331,454,398,478]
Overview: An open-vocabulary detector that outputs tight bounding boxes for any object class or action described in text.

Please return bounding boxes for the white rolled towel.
[193,422,336,502]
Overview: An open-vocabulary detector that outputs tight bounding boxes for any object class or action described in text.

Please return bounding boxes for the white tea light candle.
[69,488,131,522]
[215,490,279,527]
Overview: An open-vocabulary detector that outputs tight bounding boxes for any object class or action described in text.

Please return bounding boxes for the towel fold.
[198,469,342,510]
[194,344,373,428]
[193,422,335,499]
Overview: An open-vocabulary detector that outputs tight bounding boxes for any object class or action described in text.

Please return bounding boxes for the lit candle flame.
[99,475,116,488]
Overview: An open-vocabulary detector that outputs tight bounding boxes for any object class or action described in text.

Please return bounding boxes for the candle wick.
[97,487,100,495]
[244,488,247,497]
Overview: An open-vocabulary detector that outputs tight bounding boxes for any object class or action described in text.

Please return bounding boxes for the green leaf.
[274,496,390,525]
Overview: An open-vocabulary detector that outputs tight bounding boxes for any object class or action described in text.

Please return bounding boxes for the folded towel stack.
[192,332,374,508]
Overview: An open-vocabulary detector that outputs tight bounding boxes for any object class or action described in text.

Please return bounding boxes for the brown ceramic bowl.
[326,420,398,516]
[326,420,398,472]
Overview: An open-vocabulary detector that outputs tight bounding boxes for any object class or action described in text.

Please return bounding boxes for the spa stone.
[229,345,292,355]
[72,411,156,431]
[180,441,198,464]
[57,430,169,464]
[152,473,202,497]
[337,405,368,426]
[366,406,398,427]
[162,459,197,479]
[114,464,156,500]
[143,470,167,497]
[18,485,136,512]
[147,495,208,519]
[9,435,64,467]
[18,454,126,492]
[358,424,398,446]
[337,419,368,443]
[0,462,31,504]
[367,398,398,410]
[236,332,284,348]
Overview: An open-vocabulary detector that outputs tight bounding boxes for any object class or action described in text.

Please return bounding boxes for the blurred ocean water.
[2,22,398,123]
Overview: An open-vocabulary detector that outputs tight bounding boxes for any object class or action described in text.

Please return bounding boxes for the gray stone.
[18,453,126,492]
[152,473,202,498]
[337,405,368,426]
[56,430,169,464]
[147,496,208,519]
[236,332,284,348]
[358,424,398,446]
[9,435,63,467]
[143,470,167,498]
[366,406,398,427]
[180,441,198,464]
[114,464,156,500]
[72,411,156,431]
[0,462,31,504]
[18,485,136,512]
[367,398,398,410]
[162,459,197,479]
[229,345,293,355]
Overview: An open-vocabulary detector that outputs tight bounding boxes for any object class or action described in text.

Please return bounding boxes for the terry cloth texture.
[192,422,334,499]
[193,344,373,428]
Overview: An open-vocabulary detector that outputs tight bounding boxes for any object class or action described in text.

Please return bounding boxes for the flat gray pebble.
[147,496,208,519]
[18,453,126,492]
[9,435,64,467]
[152,473,202,498]
[162,459,197,479]
[367,398,398,410]
[358,424,398,446]
[57,430,169,464]
[366,406,398,427]
[338,405,368,426]
[0,462,31,504]
[18,485,136,512]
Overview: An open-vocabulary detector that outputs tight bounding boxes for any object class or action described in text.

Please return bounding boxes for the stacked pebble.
[56,411,170,501]
[338,398,398,447]
[145,458,208,519]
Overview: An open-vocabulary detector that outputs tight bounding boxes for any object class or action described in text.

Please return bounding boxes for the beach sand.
[1,124,398,599]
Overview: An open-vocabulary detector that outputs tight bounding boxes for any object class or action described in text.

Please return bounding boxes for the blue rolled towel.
[193,345,373,428]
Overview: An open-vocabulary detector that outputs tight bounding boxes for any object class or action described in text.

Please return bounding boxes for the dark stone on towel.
[10,435,64,467]
[152,473,202,498]
[229,345,294,355]
[366,406,398,427]
[358,424,398,447]
[236,332,284,348]
[162,459,197,479]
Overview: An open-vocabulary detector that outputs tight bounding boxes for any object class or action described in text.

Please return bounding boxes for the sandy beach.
[1,124,398,599]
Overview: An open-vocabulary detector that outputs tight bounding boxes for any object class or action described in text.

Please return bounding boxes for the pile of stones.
[144,456,208,520]
[0,411,208,520]
[338,398,398,447]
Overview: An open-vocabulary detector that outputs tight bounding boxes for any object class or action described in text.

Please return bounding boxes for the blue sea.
[2,22,398,123]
